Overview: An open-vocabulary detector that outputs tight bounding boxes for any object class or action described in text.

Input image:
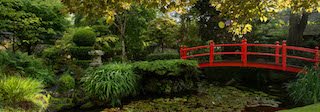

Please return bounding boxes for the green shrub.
[145,52,180,61]
[58,73,75,92]
[132,59,199,94]
[70,46,94,60]
[0,51,55,85]
[133,59,199,77]
[0,76,49,111]
[75,60,92,68]
[73,28,96,46]
[81,63,140,106]
[287,67,320,105]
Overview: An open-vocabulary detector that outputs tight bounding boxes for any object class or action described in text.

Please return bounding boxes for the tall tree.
[62,0,196,61]
[62,0,320,47]
[0,0,68,54]
[193,0,220,41]
[143,16,178,52]
[288,10,309,46]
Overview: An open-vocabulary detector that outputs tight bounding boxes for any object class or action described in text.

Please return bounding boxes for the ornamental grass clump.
[0,76,49,111]
[81,63,140,106]
[287,66,320,105]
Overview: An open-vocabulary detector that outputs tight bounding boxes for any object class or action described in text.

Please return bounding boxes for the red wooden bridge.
[180,39,319,73]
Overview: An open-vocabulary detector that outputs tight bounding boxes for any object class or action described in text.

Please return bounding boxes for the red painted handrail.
[180,39,320,73]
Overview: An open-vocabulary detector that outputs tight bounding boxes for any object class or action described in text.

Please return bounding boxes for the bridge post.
[180,45,187,60]
[241,39,247,66]
[282,41,287,71]
[275,41,280,64]
[209,40,214,64]
[315,46,319,67]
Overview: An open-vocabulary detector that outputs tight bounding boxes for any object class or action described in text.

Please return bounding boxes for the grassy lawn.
[278,103,320,112]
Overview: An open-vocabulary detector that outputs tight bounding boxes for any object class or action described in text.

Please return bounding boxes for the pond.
[97,82,287,112]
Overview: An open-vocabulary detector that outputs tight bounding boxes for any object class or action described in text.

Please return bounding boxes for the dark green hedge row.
[133,59,199,77]
[145,53,180,61]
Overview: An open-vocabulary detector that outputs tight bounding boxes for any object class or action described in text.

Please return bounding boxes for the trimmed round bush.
[58,73,75,92]
[73,28,96,46]
[81,63,140,106]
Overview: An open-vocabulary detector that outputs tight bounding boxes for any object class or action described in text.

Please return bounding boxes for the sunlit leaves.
[62,0,320,35]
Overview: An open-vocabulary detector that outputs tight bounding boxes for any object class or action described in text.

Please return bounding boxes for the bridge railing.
[180,39,319,71]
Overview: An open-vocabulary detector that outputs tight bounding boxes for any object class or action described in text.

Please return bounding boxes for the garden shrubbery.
[133,59,200,94]
[71,28,96,68]
[58,72,75,92]
[287,66,320,105]
[145,52,180,61]
[0,76,50,111]
[0,51,55,85]
[81,63,140,106]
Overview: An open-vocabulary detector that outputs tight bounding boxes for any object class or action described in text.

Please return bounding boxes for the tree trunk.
[287,11,309,46]
[120,36,126,61]
[115,15,127,61]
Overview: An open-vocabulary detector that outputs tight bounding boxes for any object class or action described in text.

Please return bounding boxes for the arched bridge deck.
[180,39,319,73]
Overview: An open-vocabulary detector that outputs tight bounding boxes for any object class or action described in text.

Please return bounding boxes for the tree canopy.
[62,0,320,35]
[0,0,68,53]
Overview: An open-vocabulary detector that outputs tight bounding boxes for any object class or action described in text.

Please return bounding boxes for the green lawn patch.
[278,103,320,112]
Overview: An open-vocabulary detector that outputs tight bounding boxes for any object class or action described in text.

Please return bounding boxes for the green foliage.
[133,59,199,77]
[143,16,179,51]
[58,73,75,92]
[133,59,199,94]
[73,28,96,46]
[145,52,180,61]
[74,60,92,69]
[42,28,76,65]
[0,51,55,85]
[81,63,140,106]
[287,67,320,105]
[278,103,320,112]
[0,76,49,111]
[0,0,68,53]
[47,97,74,111]
[124,5,157,60]
[70,46,93,60]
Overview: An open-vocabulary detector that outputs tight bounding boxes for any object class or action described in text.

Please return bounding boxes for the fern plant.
[287,66,320,105]
[81,63,140,106]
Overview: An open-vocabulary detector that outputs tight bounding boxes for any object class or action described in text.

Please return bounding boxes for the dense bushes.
[81,63,140,106]
[145,52,180,61]
[0,51,55,85]
[0,76,49,111]
[287,67,320,105]
[133,59,199,94]
[133,59,199,76]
